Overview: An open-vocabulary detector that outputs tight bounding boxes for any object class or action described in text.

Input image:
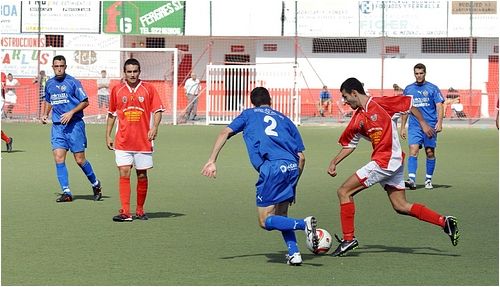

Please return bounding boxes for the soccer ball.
[306,228,333,254]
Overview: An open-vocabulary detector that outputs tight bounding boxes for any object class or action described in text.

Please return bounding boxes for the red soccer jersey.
[109,80,165,152]
[338,96,412,170]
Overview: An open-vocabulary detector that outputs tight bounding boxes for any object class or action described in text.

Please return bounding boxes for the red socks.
[410,203,445,227]
[340,202,355,240]
[119,176,131,215]
[136,177,148,215]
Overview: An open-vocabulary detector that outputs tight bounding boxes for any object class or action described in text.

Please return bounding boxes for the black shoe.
[404,179,417,190]
[92,180,102,201]
[443,216,460,246]
[6,137,13,152]
[134,213,149,220]
[113,213,133,222]
[56,193,73,203]
[331,234,359,257]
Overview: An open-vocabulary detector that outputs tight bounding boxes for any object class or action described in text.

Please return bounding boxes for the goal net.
[1,47,180,124]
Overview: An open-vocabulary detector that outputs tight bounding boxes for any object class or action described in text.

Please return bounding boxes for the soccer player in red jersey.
[106,58,165,222]
[327,78,459,256]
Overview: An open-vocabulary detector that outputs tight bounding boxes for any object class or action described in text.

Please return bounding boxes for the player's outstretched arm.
[201,127,234,179]
[400,114,408,140]
[410,106,435,138]
[327,147,354,177]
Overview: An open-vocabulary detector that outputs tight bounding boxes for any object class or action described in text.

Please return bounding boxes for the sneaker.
[6,137,13,152]
[304,216,319,251]
[424,179,433,189]
[56,193,73,203]
[134,213,149,220]
[113,213,133,222]
[285,252,302,266]
[331,234,359,257]
[405,178,417,190]
[92,180,102,201]
[443,216,460,246]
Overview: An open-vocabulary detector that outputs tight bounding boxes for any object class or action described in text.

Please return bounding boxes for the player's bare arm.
[147,111,162,141]
[400,113,408,139]
[435,102,444,133]
[327,147,355,177]
[201,127,233,179]
[106,114,116,150]
[41,102,52,124]
[60,100,89,124]
[410,106,435,138]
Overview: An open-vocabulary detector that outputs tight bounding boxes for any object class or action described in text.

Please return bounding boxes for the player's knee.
[259,217,269,230]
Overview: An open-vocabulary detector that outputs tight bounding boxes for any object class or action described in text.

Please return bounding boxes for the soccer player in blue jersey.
[400,63,444,190]
[41,55,102,202]
[201,87,319,266]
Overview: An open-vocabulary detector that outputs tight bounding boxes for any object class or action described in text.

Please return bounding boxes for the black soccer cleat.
[92,180,102,201]
[56,193,73,203]
[134,213,149,220]
[405,179,417,190]
[113,213,133,222]
[331,234,359,257]
[6,137,13,152]
[443,216,460,246]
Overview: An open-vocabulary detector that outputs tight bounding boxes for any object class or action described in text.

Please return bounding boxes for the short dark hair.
[340,77,366,95]
[250,87,271,107]
[53,55,66,64]
[414,63,426,72]
[124,58,141,71]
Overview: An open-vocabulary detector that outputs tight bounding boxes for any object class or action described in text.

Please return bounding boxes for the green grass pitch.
[1,122,498,285]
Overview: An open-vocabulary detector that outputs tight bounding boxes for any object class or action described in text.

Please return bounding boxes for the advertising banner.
[0,0,21,34]
[102,1,185,35]
[21,1,100,33]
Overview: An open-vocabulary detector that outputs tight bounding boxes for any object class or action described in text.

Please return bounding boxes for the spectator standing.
[318,85,331,117]
[97,69,110,119]
[33,70,49,118]
[184,72,201,121]
[4,73,20,119]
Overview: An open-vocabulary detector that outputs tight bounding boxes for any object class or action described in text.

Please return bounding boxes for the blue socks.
[426,158,436,180]
[79,160,98,186]
[407,155,418,181]
[264,215,305,231]
[56,162,70,194]
[281,231,299,255]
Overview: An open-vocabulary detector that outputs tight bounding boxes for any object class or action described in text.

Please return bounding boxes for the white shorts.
[355,161,405,190]
[115,150,153,170]
[5,92,16,104]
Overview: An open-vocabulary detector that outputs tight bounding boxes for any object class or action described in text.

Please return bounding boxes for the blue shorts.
[255,160,299,207]
[408,126,437,149]
[51,120,87,153]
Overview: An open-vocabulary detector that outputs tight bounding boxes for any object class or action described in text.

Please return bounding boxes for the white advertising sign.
[21,1,100,33]
[0,34,51,77]
[0,0,22,34]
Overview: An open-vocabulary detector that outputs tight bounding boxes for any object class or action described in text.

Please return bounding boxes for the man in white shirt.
[4,73,20,119]
[97,69,110,119]
[184,72,201,121]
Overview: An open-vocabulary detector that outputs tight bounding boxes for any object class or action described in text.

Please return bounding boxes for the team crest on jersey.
[138,96,144,102]
[56,85,67,92]
[370,114,378,121]
[122,96,127,103]
[423,90,429,97]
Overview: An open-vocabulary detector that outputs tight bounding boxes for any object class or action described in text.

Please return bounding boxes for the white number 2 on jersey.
[264,115,278,136]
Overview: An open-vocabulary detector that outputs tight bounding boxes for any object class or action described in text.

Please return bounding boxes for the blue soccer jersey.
[228,107,305,171]
[45,74,88,123]
[403,81,444,128]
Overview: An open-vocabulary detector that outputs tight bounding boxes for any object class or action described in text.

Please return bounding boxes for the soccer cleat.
[6,137,13,152]
[92,180,102,201]
[443,216,460,246]
[424,179,433,189]
[134,213,149,220]
[286,252,302,266]
[405,178,417,190]
[113,213,133,222]
[304,216,319,251]
[331,234,359,257]
[56,193,73,203]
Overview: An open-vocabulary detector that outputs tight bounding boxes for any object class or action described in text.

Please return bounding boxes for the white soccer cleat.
[304,216,319,251]
[424,179,433,189]
[286,252,302,266]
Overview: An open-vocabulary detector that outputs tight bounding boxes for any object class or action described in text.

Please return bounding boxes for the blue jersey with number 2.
[45,74,88,124]
[228,107,305,171]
